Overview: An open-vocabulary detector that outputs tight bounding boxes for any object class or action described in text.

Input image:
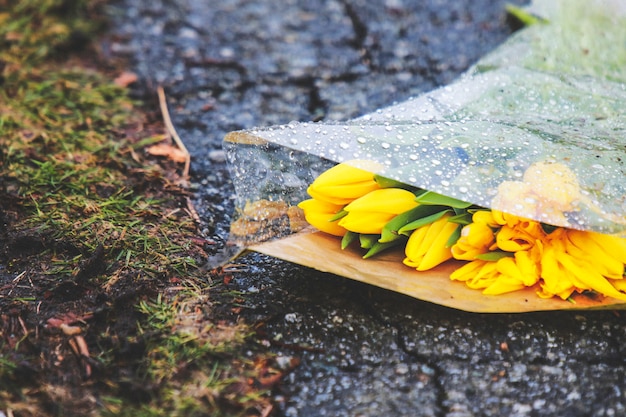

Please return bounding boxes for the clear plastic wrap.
[223,0,626,311]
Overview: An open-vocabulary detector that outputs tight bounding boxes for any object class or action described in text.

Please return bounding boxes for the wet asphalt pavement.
[105,1,626,416]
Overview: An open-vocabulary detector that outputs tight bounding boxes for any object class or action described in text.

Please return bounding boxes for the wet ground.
[105,1,626,416]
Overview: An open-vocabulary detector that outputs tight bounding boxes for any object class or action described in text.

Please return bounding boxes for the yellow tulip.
[449,259,500,289]
[582,230,626,264]
[297,198,347,237]
[491,162,581,226]
[306,161,382,206]
[483,251,540,295]
[496,220,545,252]
[403,213,458,271]
[523,162,580,212]
[536,239,577,300]
[558,254,626,301]
[538,229,626,301]
[338,188,419,234]
[471,210,500,228]
[565,230,624,279]
[451,222,496,260]
[491,210,537,229]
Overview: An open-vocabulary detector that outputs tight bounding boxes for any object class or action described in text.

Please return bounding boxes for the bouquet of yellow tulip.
[298,162,626,302]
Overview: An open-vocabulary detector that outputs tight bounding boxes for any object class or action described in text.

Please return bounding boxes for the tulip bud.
[297,198,347,236]
[338,188,419,234]
[451,222,496,260]
[306,161,382,206]
[403,213,459,271]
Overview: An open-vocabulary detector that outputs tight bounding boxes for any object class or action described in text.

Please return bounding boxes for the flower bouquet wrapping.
[223,0,626,312]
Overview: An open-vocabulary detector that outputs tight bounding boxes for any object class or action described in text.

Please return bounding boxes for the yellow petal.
[482,274,526,295]
[466,261,500,289]
[451,222,495,260]
[558,253,626,301]
[539,243,577,300]
[496,225,537,252]
[338,211,395,234]
[403,214,455,271]
[297,199,347,236]
[486,251,540,294]
[343,188,418,214]
[514,250,541,286]
[450,259,500,289]
[403,224,430,268]
[307,162,381,205]
[584,230,626,264]
[522,162,580,212]
[450,259,487,282]
[471,210,499,227]
[565,230,624,279]
[340,188,419,234]
[414,219,457,271]
[308,182,380,206]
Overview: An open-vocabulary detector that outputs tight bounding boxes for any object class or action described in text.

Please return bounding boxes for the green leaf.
[374,175,424,193]
[397,210,451,236]
[415,191,473,209]
[448,212,473,225]
[341,231,358,249]
[505,5,547,26]
[328,209,348,222]
[363,238,407,259]
[445,224,462,248]
[359,234,380,249]
[379,204,448,243]
[476,251,513,261]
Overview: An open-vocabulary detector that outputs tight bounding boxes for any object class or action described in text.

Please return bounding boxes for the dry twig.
[157,85,191,178]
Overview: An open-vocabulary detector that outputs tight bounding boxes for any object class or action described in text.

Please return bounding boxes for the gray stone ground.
[105,1,626,416]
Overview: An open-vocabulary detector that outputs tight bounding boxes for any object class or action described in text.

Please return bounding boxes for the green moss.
[0,0,102,67]
[0,1,279,416]
[0,0,198,281]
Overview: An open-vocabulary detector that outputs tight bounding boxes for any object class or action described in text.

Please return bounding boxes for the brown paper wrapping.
[250,231,626,313]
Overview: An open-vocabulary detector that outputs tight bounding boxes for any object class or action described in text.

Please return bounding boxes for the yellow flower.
[491,162,581,226]
[538,229,626,301]
[449,206,626,301]
[472,210,501,228]
[565,230,624,279]
[491,209,533,228]
[297,198,347,237]
[495,220,545,252]
[306,161,382,206]
[403,213,459,271]
[482,251,540,295]
[523,162,580,212]
[338,188,419,234]
[451,222,495,260]
[449,259,500,290]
